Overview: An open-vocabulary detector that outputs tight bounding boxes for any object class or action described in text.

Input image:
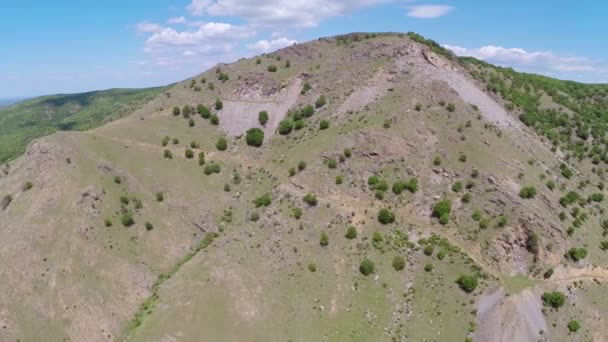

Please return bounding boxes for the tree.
[216,137,227,151]
[541,291,565,309]
[566,247,588,262]
[215,98,223,110]
[197,104,211,118]
[378,208,396,224]
[278,119,294,135]
[315,95,326,108]
[254,193,272,207]
[210,114,219,125]
[303,193,317,206]
[456,275,478,293]
[320,231,329,246]
[432,199,452,225]
[258,111,268,125]
[519,186,537,199]
[359,259,375,276]
[319,120,329,130]
[345,226,357,239]
[246,128,264,147]
[392,255,405,271]
[185,149,194,159]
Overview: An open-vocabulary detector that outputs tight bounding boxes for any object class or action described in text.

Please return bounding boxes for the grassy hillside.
[0,87,168,163]
[1,33,608,342]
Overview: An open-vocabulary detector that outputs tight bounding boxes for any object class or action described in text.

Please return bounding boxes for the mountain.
[1,32,607,342]
[0,87,168,164]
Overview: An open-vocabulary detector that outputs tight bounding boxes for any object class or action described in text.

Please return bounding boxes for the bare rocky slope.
[1,32,607,342]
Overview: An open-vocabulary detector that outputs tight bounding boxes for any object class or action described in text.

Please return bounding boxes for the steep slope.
[0,87,168,164]
[1,32,607,342]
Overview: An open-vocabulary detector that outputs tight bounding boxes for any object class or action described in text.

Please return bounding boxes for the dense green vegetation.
[0,87,167,163]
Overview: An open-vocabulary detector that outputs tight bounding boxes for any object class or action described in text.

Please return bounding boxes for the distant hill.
[0,97,29,108]
[0,87,168,163]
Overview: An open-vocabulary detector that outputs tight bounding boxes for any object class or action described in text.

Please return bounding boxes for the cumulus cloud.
[144,22,255,52]
[444,44,603,73]
[406,5,453,18]
[186,0,385,27]
[167,16,187,24]
[135,22,163,33]
[247,37,297,53]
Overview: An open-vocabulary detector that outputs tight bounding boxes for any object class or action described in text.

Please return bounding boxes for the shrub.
[432,199,451,225]
[423,245,434,256]
[452,181,463,192]
[546,179,556,190]
[433,156,441,165]
[1,194,12,210]
[164,149,173,159]
[216,137,227,151]
[104,218,113,227]
[424,263,434,272]
[526,231,539,254]
[120,195,130,205]
[566,247,588,262]
[415,103,422,111]
[600,241,608,251]
[250,212,260,222]
[327,158,337,169]
[215,98,223,110]
[218,72,229,82]
[472,210,482,221]
[190,141,199,148]
[156,192,164,202]
[258,111,268,125]
[345,226,357,239]
[301,82,311,95]
[335,175,343,185]
[479,218,490,229]
[203,163,221,175]
[308,263,316,272]
[197,104,211,118]
[254,193,272,207]
[303,193,317,206]
[288,168,296,177]
[320,231,329,246]
[456,275,478,293]
[256,58,261,64]
[344,148,352,158]
[559,191,580,207]
[145,222,154,231]
[121,213,135,227]
[210,114,219,125]
[315,95,326,108]
[278,119,294,135]
[161,136,170,146]
[182,105,192,117]
[359,259,375,276]
[188,118,195,127]
[198,152,205,165]
[293,207,302,219]
[519,186,537,199]
[560,164,573,179]
[301,105,315,118]
[497,215,508,228]
[392,255,406,271]
[245,128,264,147]
[298,161,306,171]
[172,138,179,144]
[294,119,305,130]
[541,291,565,309]
[319,120,329,130]
[172,106,180,116]
[285,60,290,68]
[378,208,396,224]
[185,149,194,159]
[267,65,277,72]
[567,320,580,332]
[458,153,467,162]
[462,193,471,203]
[588,193,604,202]
[446,103,456,112]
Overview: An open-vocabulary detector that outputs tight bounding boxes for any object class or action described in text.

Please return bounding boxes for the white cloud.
[183,50,197,57]
[247,37,297,53]
[186,0,386,28]
[135,22,163,33]
[406,5,453,18]
[444,44,604,73]
[167,16,187,24]
[145,22,255,52]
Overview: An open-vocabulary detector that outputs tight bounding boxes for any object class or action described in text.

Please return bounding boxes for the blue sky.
[1,0,607,98]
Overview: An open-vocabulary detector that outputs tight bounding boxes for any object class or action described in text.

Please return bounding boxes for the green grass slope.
[0,87,168,163]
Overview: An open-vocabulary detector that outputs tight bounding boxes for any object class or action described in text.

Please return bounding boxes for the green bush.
[267,65,277,72]
[188,118,195,127]
[145,222,154,231]
[456,275,478,293]
[519,186,537,199]
[392,255,405,271]
[432,199,452,225]
[278,119,294,135]
[308,263,316,272]
[113,176,122,184]
[197,104,211,118]
[185,149,194,159]
[254,193,272,207]
[203,163,221,175]
[245,128,264,147]
[156,192,164,202]
[301,105,315,118]
[566,247,588,262]
[198,152,205,165]
[250,212,260,222]
[335,175,343,184]
[301,82,311,95]
[541,291,565,309]
[319,120,329,130]
[303,193,317,206]
[1,194,12,210]
[378,208,396,224]
[294,119,305,130]
[161,136,170,146]
[172,106,180,116]
[297,161,306,171]
[546,179,556,190]
[258,111,268,125]
[327,158,337,169]
[182,105,192,117]
[345,226,357,239]
[359,259,375,276]
[588,193,604,202]
[104,218,113,227]
[462,193,472,203]
[172,137,179,144]
[452,181,463,192]
[164,149,173,159]
[559,191,580,207]
[190,140,199,148]
[433,156,441,165]
[215,98,223,110]
[121,213,135,227]
[320,231,329,246]
[293,207,302,219]
[344,148,352,158]
[567,320,581,332]
[120,195,130,205]
[424,263,434,272]
[315,95,326,108]
[210,114,219,125]
[423,245,434,256]
[446,103,456,112]
[216,137,227,151]
[288,168,296,177]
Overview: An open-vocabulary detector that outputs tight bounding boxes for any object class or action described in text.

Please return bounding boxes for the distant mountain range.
[0,97,29,107]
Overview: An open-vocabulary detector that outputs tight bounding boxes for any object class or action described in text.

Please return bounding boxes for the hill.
[0,87,168,163]
[1,32,607,342]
